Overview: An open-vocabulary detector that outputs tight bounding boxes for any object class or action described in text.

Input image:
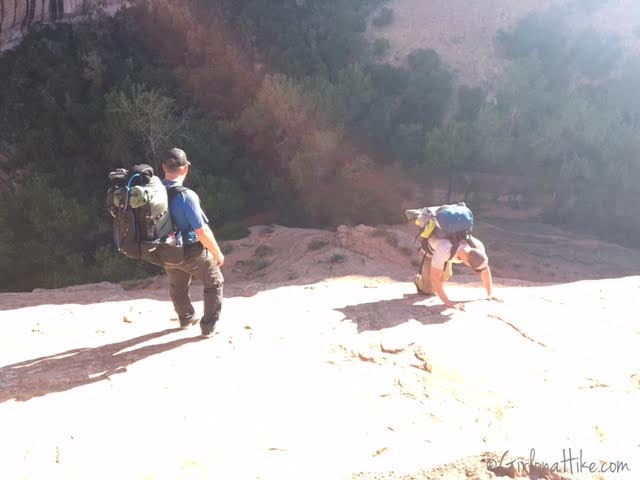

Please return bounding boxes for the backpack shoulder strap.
[445,231,475,268]
[167,185,188,200]
[445,230,470,265]
[417,236,459,275]
[466,234,477,249]
[166,185,188,232]
[447,239,461,263]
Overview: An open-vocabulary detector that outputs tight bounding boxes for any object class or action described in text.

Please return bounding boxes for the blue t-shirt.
[163,180,209,245]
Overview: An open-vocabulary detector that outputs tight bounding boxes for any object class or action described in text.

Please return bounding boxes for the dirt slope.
[1,222,639,479]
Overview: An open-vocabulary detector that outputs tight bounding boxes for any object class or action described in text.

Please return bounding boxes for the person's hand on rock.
[446,302,466,311]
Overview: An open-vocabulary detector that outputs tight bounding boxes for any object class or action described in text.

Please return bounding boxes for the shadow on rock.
[0,328,204,403]
[337,294,454,333]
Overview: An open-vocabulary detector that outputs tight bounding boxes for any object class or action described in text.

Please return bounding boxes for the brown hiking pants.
[413,254,453,295]
[164,243,224,331]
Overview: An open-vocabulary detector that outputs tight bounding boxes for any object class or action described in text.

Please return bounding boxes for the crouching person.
[406,204,496,310]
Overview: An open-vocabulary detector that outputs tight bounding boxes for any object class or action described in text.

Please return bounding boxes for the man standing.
[162,148,225,337]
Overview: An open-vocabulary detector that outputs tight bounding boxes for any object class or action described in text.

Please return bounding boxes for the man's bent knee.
[414,274,434,295]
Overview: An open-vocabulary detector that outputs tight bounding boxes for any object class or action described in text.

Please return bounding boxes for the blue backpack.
[435,203,474,237]
[416,203,475,263]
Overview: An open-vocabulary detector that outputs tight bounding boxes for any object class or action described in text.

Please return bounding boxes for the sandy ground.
[1,222,640,479]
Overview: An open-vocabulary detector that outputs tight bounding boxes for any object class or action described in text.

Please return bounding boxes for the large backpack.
[107,165,184,266]
[434,203,474,238]
[415,202,476,269]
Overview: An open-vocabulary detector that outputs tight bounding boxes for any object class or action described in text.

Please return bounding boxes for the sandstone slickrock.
[0,223,639,479]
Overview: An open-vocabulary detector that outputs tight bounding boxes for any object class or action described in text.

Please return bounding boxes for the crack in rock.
[487,314,547,348]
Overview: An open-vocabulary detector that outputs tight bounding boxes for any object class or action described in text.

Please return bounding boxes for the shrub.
[399,246,414,257]
[330,253,346,264]
[385,232,399,248]
[372,8,394,28]
[195,175,248,224]
[254,259,270,271]
[221,244,234,255]
[373,228,398,247]
[255,244,273,257]
[0,178,95,290]
[93,246,141,283]
[216,222,250,241]
[308,238,329,251]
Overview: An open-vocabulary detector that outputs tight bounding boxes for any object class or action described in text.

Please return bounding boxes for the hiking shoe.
[200,322,216,338]
[179,316,200,329]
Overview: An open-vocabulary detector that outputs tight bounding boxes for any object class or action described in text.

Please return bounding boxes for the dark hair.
[163,148,190,171]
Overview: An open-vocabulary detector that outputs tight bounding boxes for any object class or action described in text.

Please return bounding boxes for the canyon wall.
[0,0,126,51]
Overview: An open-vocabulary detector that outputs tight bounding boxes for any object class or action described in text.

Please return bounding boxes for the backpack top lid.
[108,164,155,188]
[435,203,474,236]
[130,164,154,186]
[108,168,129,187]
[409,202,474,241]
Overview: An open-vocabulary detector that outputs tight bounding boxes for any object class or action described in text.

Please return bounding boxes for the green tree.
[194,175,247,224]
[372,7,394,28]
[105,84,190,172]
[395,49,453,129]
[424,122,473,202]
[0,178,94,291]
[456,86,484,122]
[497,8,568,74]
[606,56,640,128]
[333,63,374,128]
[470,106,514,172]
[372,38,391,60]
[392,123,425,167]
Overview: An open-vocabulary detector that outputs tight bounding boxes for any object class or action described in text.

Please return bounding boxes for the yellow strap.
[420,220,436,239]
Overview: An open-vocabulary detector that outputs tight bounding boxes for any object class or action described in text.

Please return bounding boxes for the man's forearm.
[481,267,493,297]
[430,269,451,306]
[195,225,223,260]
